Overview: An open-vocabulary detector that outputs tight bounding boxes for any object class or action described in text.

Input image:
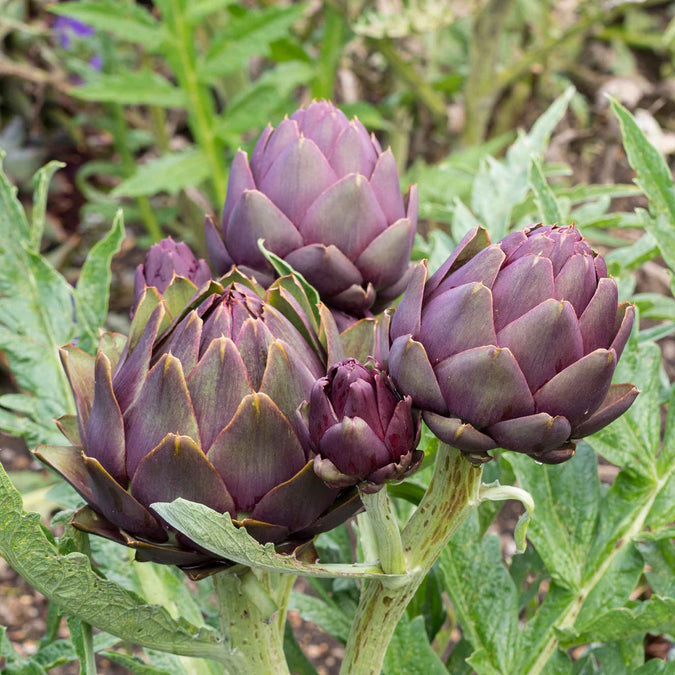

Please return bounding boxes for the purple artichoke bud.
[388,224,638,465]
[206,100,418,319]
[35,276,360,575]
[306,358,422,492]
[134,236,212,305]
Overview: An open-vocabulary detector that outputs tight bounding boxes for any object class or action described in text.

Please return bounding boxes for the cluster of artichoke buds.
[37,273,361,575]
[34,100,638,573]
[205,100,418,324]
[388,224,638,464]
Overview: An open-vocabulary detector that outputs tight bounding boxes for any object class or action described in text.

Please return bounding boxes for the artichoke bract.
[133,236,211,306]
[388,224,638,464]
[304,359,422,492]
[35,273,360,576]
[206,100,418,321]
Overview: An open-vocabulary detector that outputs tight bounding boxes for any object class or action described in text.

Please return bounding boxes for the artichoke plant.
[206,100,418,322]
[303,358,422,492]
[133,236,211,305]
[388,225,638,464]
[35,273,360,576]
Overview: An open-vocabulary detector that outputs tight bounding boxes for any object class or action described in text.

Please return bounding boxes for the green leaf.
[74,71,187,108]
[0,464,229,664]
[505,444,602,590]
[383,614,447,675]
[283,623,317,675]
[0,159,75,445]
[30,161,64,251]
[438,514,519,675]
[50,1,164,49]
[559,596,675,646]
[111,148,210,198]
[312,6,344,100]
[529,156,563,224]
[74,210,125,354]
[288,592,352,643]
[99,651,173,675]
[217,62,315,138]
[152,498,403,581]
[200,4,307,79]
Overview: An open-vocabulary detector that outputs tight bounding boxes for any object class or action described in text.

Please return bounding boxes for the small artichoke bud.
[206,100,418,320]
[134,237,211,304]
[388,224,638,465]
[307,359,422,492]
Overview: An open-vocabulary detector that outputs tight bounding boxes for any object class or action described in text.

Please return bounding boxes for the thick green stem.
[341,445,483,675]
[359,487,405,575]
[164,0,228,205]
[82,621,97,675]
[213,570,291,675]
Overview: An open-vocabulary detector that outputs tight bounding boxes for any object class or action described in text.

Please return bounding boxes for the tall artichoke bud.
[305,359,422,493]
[206,100,418,319]
[388,224,638,465]
[133,237,211,306]
[35,274,360,575]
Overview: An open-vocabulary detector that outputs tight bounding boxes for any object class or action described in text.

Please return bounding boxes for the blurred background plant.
[2,0,675,672]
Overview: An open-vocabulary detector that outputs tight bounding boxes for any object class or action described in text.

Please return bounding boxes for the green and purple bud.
[134,237,212,304]
[305,359,422,493]
[35,274,360,575]
[388,224,638,465]
[206,100,417,322]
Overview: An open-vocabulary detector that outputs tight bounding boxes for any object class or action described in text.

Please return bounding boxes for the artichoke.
[388,225,638,464]
[304,359,422,492]
[133,236,211,305]
[35,274,360,575]
[206,100,417,322]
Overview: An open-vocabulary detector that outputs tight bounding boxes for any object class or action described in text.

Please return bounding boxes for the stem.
[164,0,228,205]
[82,621,97,675]
[213,570,291,675]
[359,487,406,575]
[341,445,483,674]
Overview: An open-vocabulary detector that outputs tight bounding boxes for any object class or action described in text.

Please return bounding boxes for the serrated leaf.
[559,596,675,646]
[50,1,164,48]
[383,614,447,675]
[505,444,601,590]
[438,513,519,675]
[0,464,230,664]
[152,498,402,581]
[74,71,187,108]
[111,149,210,198]
[0,160,75,445]
[74,210,125,354]
[200,4,307,79]
[529,156,563,224]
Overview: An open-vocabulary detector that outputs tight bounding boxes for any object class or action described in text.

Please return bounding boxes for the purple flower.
[54,16,95,50]
[388,224,638,465]
[206,100,418,320]
[304,359,422,492]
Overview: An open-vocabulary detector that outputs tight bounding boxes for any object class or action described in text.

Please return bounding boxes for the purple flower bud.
[134,237,212,306]
[388,224,638,465]
[206,100,418,321]
[306,359,422,492]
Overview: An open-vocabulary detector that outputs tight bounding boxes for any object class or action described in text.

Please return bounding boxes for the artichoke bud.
[389,224,638,465]
[35,272,361,574]
[305,358,423,493]
[206,100,418,322]
[132,236,212,318]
